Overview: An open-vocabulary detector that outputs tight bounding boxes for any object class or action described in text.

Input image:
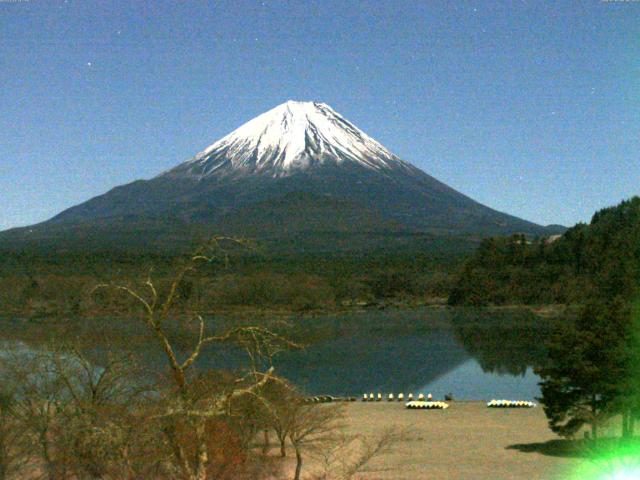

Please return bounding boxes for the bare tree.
[7,349,72,480]
[310,427,406,480]
[50,346,151,480]
[0,338,160,480]
[287,403,345,480]
[0,384,28,480]
[93,237,299,480]
[245,378,299,459]
[2,343,156,480]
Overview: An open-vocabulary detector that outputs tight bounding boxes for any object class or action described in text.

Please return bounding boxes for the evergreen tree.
[535,197,640,439]
[536,300,626,438]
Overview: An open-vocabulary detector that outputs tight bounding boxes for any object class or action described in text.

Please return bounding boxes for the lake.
[1,307,556,401]
[200,307,554,401]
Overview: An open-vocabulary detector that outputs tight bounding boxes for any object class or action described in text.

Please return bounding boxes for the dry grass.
[14,401,589,480]
[312,401,582,480]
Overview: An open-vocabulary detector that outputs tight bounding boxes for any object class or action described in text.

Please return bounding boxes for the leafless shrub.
[288,403,346,480]
[310,426,408,480]
[0,381,29,480]
[0,342,158,480]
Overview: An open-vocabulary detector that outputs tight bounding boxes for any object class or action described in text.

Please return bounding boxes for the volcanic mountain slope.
[0,101,562,252]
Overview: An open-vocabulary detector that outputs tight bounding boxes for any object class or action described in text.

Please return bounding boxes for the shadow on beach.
[507,439,592,458]
[507,437,640,459]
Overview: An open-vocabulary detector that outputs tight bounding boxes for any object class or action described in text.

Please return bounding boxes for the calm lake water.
[1,307,556,401]
[200,307,553,401]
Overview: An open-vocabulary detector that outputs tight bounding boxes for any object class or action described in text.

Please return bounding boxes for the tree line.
[0,248,462,317]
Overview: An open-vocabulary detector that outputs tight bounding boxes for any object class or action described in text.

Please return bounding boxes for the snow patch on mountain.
[163,101,413,179]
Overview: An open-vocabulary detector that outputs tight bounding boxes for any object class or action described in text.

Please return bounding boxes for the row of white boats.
[302,394,537,409]
[486,399,536,408]
[359,394,537,410]
[362,393,435,402]
[405,400,450,410]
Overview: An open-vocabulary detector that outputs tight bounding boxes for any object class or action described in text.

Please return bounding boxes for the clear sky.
[1,0,638,231]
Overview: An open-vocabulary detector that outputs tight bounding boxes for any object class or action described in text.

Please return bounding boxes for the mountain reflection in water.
[0,308,560,400]
[199,308,557,400]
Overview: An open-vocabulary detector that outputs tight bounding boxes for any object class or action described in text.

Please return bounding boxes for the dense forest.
[0,239,472,317]
[448,196,640,307]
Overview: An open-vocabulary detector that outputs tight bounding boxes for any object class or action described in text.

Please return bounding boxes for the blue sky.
[1,0,638,230]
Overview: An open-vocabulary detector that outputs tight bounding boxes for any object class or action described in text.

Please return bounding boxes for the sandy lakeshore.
[285,401,585,480]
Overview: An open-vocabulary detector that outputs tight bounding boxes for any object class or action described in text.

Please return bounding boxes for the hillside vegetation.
[449,196,640,440]
[0,240,470,317]
[448,196,640,306]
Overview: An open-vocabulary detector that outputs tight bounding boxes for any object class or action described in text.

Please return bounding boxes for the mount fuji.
[0,101,562,252]
[163,101,413,178]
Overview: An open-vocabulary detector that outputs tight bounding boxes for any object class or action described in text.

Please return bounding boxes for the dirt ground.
[297,401,584,480]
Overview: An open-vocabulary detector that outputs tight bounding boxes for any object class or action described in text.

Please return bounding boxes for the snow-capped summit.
[163,100,411,179]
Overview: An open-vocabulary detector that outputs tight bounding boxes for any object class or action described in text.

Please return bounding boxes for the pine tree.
[537,197,640,440]
[536,300,621,438]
